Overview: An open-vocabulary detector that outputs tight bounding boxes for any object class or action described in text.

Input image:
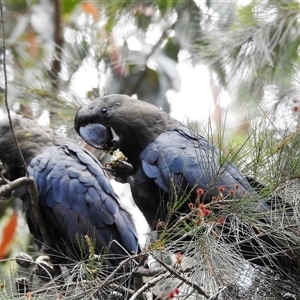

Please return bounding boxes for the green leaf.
[164,38,180,62]
[155,0,178,14]
[105,17,116,34]
[237,3,257,27]
[5,0,33,11]
[61,0,80,16]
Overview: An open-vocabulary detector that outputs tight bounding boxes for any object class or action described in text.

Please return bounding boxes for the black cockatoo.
[74,95,299,274]
[0,115,139,266]
[74,94,255,227]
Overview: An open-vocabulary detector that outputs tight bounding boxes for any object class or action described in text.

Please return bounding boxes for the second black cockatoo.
[74,94,256,227]
[0,115,139,266]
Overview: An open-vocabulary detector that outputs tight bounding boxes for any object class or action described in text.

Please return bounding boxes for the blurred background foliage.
[2,0,300,297]
[1,0,299,131]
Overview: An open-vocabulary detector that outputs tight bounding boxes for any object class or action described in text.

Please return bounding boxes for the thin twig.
[208,286,227,300]
[129,272,170,300]
[133,266,166,278]
[98,253,141,288]
[153,255,210,299]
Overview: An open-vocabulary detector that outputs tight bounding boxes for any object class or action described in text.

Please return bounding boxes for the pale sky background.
[168,64,215,123]
[69,0,254,126]
[71,63,215,123]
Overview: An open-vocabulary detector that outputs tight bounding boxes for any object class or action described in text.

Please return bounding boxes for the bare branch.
[98,253,141,288]
[153,255,210,299]
[133,265,165,278]
[129,272,170,300]
[50,0,64,90]
[0,177,33,196]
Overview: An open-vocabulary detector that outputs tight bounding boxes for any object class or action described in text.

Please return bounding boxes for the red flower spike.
[216,217,225,225]
[199,203,210,216]
[26,292,33,299]
[218,186,225,193]
[175,252,183,265]
[0,212,18,259]
[195,218,202,225]
[235,184,240,190]
[229,189,235,195]
[197,188,205,195]
[168,291,175,299]
[82,1,100,20]
[174,287,180,294]
[188,202,194,210]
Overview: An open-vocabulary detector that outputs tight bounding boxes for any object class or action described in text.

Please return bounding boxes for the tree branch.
[129,272,170,300]
[153,255,210,299]
[0,177,33,196]
[50,0,63,90]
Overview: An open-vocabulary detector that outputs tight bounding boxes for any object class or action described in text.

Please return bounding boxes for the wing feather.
[141,128,253,200]
[28,142,139,262]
